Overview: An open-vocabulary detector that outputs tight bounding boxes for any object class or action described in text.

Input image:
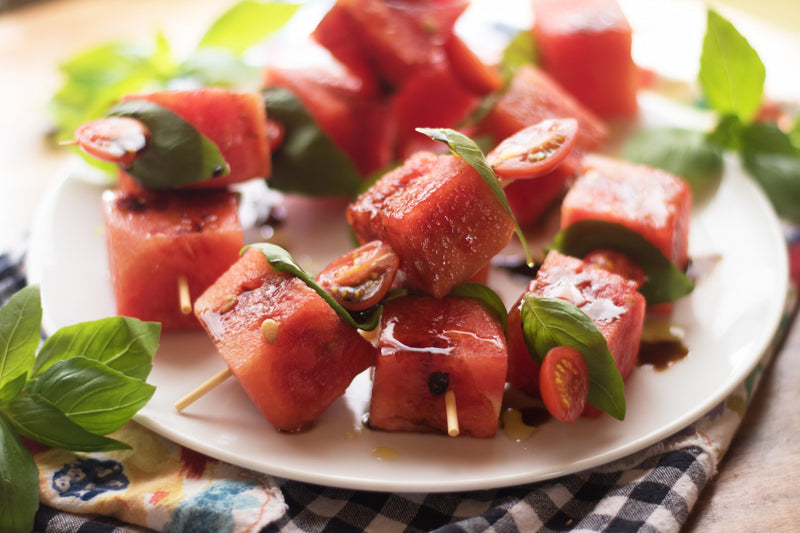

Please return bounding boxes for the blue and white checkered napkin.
[2,244,793,533]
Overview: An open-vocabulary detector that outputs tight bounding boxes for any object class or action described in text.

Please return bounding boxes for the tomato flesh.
[74,117,150,167]
[316,240,399,311]
[487,118,578,181]
[539,345,589,423]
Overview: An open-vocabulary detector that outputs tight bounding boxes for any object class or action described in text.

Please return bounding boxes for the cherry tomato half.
[539,345,589,423]
[74,117,150,167]
[487,118,578,181]
[316,240,400,312]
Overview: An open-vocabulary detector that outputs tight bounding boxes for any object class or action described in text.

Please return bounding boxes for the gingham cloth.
[1,242,793,533]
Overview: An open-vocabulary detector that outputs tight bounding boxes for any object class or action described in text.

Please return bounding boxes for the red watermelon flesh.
[312,0,468,89]
[369,294,508,438]
[194,249,377,433]
[531,0,638,118]
[561,154,692,270]
[503,154,580,228]
[391,60,480,160]
[346,151,515,298]
[102,188,243,330]
[121,88,271,189]
[507,250,646,397]
[476,64,608,151]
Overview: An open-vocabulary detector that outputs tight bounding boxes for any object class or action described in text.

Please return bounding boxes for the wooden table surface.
[2,1,799,531]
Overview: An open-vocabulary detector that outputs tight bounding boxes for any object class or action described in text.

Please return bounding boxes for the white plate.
[26,0,791,492]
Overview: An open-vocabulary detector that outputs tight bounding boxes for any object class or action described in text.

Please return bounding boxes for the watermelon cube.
[368,294,508,438]
[531,0,638,118]
[120,88,271,189]
[102,188,243,330]
[194,248,377,432]
[503,154,580,228]
[506,250,646,397]
[346,151,516,298]
[312,0,468,89]
[561,154,692,270]
[476,64,608,151]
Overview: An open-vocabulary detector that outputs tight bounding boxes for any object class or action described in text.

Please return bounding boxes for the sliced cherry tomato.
[539,345,589,423]
[487,118,578,181]
[74,117,150,167]
[316,240,400,311]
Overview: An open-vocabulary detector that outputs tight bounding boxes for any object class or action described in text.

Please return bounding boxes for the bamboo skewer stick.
[177,275,192,315]
[174,367,233,412]
[445,389,459,437]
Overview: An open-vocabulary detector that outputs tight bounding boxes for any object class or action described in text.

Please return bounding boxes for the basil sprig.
[262,87,364,197]
[50,0,301,144]
[624,9,800,223]
[415,127,534,266]
[549,220,695,305]
[520,296,626,420]
[0,286,160,533]
[108,100,229,189]
[246,243,381,331]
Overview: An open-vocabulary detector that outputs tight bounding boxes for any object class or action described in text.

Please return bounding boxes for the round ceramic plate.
[26,0,792,492]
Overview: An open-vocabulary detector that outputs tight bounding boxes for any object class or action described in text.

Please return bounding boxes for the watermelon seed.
[261,318,279,344]
[220,295,238,314]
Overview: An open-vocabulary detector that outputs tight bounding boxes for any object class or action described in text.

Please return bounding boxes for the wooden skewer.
[445,389,459,437]
[174,367,233,412]
[177,275,192,315]
[58,139,79,146]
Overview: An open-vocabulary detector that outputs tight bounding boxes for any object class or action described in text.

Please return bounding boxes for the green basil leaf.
[449,283,508,331]
[622,127,723,199]
[520,296,625,420]
[0,415,39,533]
[107,99,230,190]
[740,122,800,224]
[789,117,800,150]
[0,286,42,392]
[415,127,534,266]
[48,38,178,141]
[0,374,27,405]
[198,0,300,55]
[263,87,363,197]
[177,48,262,90]
[4,394,129,452]
[699,9,765,123]
[28,357,155,436]
[500,29,538,83]
[549,220,694,304]
[32,316,160,381]
[246,243,381,330]
[707,113,746,151]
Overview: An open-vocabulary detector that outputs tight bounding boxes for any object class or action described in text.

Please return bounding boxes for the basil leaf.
[520,296,625,420]
[263,87,363,197]
[198,0,300,55]
[0,374,27,405]
[0,286,41,392]
[415,127,534,266]
[246,243,381,330]
[550,220,694,305]
[699,9,765,123]
[28,357,155,436]
[740,122,800,224]
[177,48,262,90]
[500,29,538,82]
[48,37,178,141]
[32,316,160,381]
[622,127,723,199]
[108,99,230,190]
[0,415,39,533]
[4,394,129,452]
[449,283,508,331]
